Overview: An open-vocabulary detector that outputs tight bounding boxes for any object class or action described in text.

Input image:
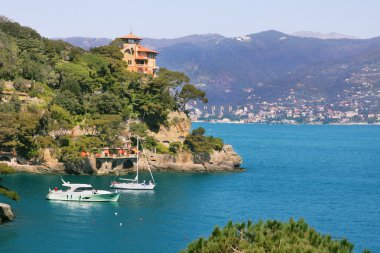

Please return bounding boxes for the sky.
[1,0,379,39]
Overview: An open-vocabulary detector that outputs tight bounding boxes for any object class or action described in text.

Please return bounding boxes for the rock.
[0,203,15,224]
[64,158,96,175]
[135,144,242,173]
[39,148,60,168]
[209,145,243,169]
[8,163,65,174]
[149,111,191,145]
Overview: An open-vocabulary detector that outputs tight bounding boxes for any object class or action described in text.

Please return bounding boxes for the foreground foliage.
[182,219,371,253]
[0,163,19,201]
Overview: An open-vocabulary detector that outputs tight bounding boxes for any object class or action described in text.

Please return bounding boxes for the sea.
[0,123,379,253]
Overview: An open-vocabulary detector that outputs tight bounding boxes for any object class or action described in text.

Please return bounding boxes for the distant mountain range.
[52,37,112,50]
[57,31,380,106]
[291,31,357,40]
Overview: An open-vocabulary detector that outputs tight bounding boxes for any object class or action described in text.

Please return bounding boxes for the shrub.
[156,143,170,154]
[0,163,19,201]
[169,141,182,154]
[184,127,224,154]
[0,163,16,174]
[129,122,148,137]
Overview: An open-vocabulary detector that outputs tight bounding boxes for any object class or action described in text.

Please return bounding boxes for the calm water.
[1,124,379,253]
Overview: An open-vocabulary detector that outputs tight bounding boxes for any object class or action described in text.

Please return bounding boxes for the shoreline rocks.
[0,203,15,224]
[137,144,243,173]
[6,113,243,175]
[6,144,243,175]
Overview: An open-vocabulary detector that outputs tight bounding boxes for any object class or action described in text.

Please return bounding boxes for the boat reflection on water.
[115,189,155,195]
[47,199,119,211]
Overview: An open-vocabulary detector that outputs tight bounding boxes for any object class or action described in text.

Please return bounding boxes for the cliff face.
[92,112,243,174]
[136,144,242,172]
[149,111,191,145]
[57,112,242,175]
[8,112,243,174]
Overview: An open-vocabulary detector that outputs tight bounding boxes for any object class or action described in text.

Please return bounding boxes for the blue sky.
[1,0,379,39]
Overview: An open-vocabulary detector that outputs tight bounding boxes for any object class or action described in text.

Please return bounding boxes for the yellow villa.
[118,33,159,76]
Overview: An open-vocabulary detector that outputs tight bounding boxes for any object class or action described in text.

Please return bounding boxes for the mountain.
[53,37,112,50]
[143,34,225,49]
[291,31,357,40]
[59,31,380,107]
[57,34,225,51]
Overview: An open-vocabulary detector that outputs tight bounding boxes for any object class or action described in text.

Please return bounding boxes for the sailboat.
[110,137,156,190]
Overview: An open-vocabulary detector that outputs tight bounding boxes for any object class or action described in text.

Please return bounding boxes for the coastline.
[193,120,380,126]
[3,145,243,175]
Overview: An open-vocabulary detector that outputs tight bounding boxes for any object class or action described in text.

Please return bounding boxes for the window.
[73,187,93,192]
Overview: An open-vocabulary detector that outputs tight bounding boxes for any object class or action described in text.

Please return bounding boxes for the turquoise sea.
[0,124,379,253]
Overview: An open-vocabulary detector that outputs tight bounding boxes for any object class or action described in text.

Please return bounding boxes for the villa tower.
[118,33,159,76]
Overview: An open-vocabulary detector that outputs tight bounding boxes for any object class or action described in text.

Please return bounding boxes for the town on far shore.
[190,64,380,125]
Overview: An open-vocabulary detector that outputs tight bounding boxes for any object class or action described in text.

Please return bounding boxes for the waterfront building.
[118,33,159,76]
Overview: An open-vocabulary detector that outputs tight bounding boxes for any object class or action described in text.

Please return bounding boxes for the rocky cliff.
[148,111,191,146]
[92,112,243,174]
[136,144,242,172]
[8,112,243,174]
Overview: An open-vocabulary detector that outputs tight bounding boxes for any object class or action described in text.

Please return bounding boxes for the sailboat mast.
[140,141,156,185]
[136,136,139,182]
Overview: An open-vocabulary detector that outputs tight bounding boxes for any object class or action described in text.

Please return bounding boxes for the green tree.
[0,112,40,159]
[178,84,208,111]
[85,114,123,145]
[184,127,224,153]
[181,219,370,253]
[53,90,84,115]
[88,92,124,115]
[90,44,124,60]
[155,68,190,88]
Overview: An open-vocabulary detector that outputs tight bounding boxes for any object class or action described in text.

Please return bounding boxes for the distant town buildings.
[118,33,159,76]
[189,64,380,125]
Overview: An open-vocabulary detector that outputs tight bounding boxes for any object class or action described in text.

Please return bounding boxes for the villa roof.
[137,46,159,54]
[135,55,148,60]
[118,33,142,40]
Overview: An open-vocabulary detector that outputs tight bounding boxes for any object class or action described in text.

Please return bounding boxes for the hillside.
[59,31,380,110]
[0,17,225,168]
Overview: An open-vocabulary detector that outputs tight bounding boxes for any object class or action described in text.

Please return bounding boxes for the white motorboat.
[47,179,120,202]
[110,137,156,190]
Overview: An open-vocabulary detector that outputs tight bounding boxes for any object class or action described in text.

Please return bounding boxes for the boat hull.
[110,182,155,190]
[46,192,120,202]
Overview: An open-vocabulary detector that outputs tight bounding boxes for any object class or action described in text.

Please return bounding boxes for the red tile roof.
[118,33,142,40]
[135,55,148,60]
[137,46,159,54]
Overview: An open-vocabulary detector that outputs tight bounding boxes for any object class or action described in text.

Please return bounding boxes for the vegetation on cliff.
[181,218,371,253]
[0,16,209,162]
[184,127,223,153]
[0,163,19,201]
